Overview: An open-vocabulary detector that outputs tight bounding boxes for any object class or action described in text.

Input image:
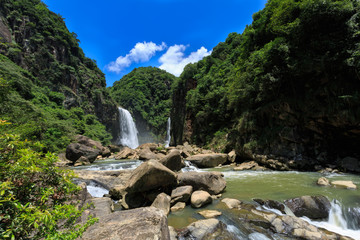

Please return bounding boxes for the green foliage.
[173,0,360,155]
[110,67,177,136]
[0,121,97,239]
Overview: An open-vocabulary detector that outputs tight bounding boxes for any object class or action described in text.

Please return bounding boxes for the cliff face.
[171,0,360,169]
[0,0,119,142]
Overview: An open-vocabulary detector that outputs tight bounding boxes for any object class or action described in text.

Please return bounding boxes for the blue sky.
[42,0,267,86]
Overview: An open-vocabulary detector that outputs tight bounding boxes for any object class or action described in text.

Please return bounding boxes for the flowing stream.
[117,107,139,149]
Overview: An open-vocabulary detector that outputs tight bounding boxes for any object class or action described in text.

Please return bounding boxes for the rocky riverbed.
[62,135,360,239]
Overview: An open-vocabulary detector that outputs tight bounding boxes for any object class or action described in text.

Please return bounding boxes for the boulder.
[191,190,212,208]
[171,202,186,212]
[221,198,241,209]
[101,147,111,157]
[66,143,101,163]
[168,226,177,240]
[158,149,184,172]
[228,150,237,163]
[114,147,136,159]
[198,210,222,219]
[108,144,122,153]
[284,195,331,219]
[179,218,237,240]
[138,147,158,160]
[137,143,159,151]
[81,207,170,240]
[186,153,228,168]
[87,197,114,219]
[75,135,103,150]
[177,171,226,195]
[74,156,91,166]
[317,177,330,186]
[233,161,259,171]
[125,160,177,193]
[331,180,357,189]
[151,193,171,216]
[170,185,193,205]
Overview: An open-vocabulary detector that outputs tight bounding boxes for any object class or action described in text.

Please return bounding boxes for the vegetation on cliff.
[172,0,360,164]
[0,0,117,151]
[110,67,176,138]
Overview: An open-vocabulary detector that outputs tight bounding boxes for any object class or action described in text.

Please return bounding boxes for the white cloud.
[159,45,211,76]
[107,41,167,73]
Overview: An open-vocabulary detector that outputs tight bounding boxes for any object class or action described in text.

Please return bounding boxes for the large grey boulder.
[191,190,212,208]
[66,143,101,163]
[170,185,193,205]
[177,171,226,195]
[81,207,170,240]
[151,193,171,216]
[158,149,184,171]
[75,135,110,157]
[186,153,228,168]
[81,197,114,222]
[284,195,331,219]
[138,147,158,160]
[126,160,177,193]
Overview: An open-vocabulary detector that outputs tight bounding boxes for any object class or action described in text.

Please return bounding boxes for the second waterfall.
[117,107,139,149]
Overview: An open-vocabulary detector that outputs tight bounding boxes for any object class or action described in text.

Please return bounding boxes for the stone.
[138,147,158,160]
[198,210,222,218]
[228,150,237,163]
[170,185,193,205]
[75,135,103,150]
[284,195,331,219]
[191,190,212,208]
[101,147,111,157]
[137,143,159,151]
[331,180,357,189]
[88,197,114,219]
[74,156,91,166]
[221,198,241,209]
[253,199,285,214]
[317,177,330,186]
[177,171,226,195]
[125,160,177,193]
[108,144,122,153]
[114,147,136,159]
[151,193,171,216]
[158,149,184,172]
[66,143,101,163]
[186,153,228,168]
[81,207,170,240]
[234,161,259,171]
[171,202,186,212]
[168,226,177,240]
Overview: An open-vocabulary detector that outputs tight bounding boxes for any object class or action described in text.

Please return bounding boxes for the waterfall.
[164,117,171,148]
[328,200,348,229]
[117,107,139,149]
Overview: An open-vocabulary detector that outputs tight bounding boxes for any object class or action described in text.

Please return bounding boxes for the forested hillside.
[0,0,119,151]
[110,67,176,141]
[172,0,360,167]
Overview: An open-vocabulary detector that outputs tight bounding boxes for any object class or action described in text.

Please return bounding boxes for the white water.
[86,181,109,198]
[182,160,202,172]
[117,107,139,149]
[164,117,171,148]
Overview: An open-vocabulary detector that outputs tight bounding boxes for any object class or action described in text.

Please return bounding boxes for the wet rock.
[81,207,170,240]
[191,190,212,208]
[158,149,184,172]
[179,218,237,240]
[171,202,186,212]
[186,153,228,168]
[317,177,330,186]
[331,180,357,189]
[221,198,241,209]
[170,185,193,205]
[151,193,171,216]
[198,210,222,218]
[284,195,331,219]
[177,171,226,195]
[253,199,285,214]
[66,143,101,163]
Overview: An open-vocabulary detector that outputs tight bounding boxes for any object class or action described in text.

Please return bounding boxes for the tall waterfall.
[117,107,139,149]
[164,117,171,148]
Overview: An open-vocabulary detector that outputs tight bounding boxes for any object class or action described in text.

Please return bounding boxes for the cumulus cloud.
[159,45,211,76]
[107,41,167,73]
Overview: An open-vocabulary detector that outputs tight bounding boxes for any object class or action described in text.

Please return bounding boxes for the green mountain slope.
[110,67,176,142]
[0,0,119,151]
[172,0,360,167]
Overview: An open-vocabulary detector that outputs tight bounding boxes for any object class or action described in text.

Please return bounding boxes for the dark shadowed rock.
[341,157,360,173]
[253,199,285,214]
[158,149,184,171]
[186,153,228,168]
[177,171,226,195]
[108,144,122,153]
[171,185,193,205]
[81,207,170,240]
[284,195,331,219]
[66,143,101,163]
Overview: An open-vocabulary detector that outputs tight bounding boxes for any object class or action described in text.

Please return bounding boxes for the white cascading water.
[164,117,171,147]
[117,107,139,149]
